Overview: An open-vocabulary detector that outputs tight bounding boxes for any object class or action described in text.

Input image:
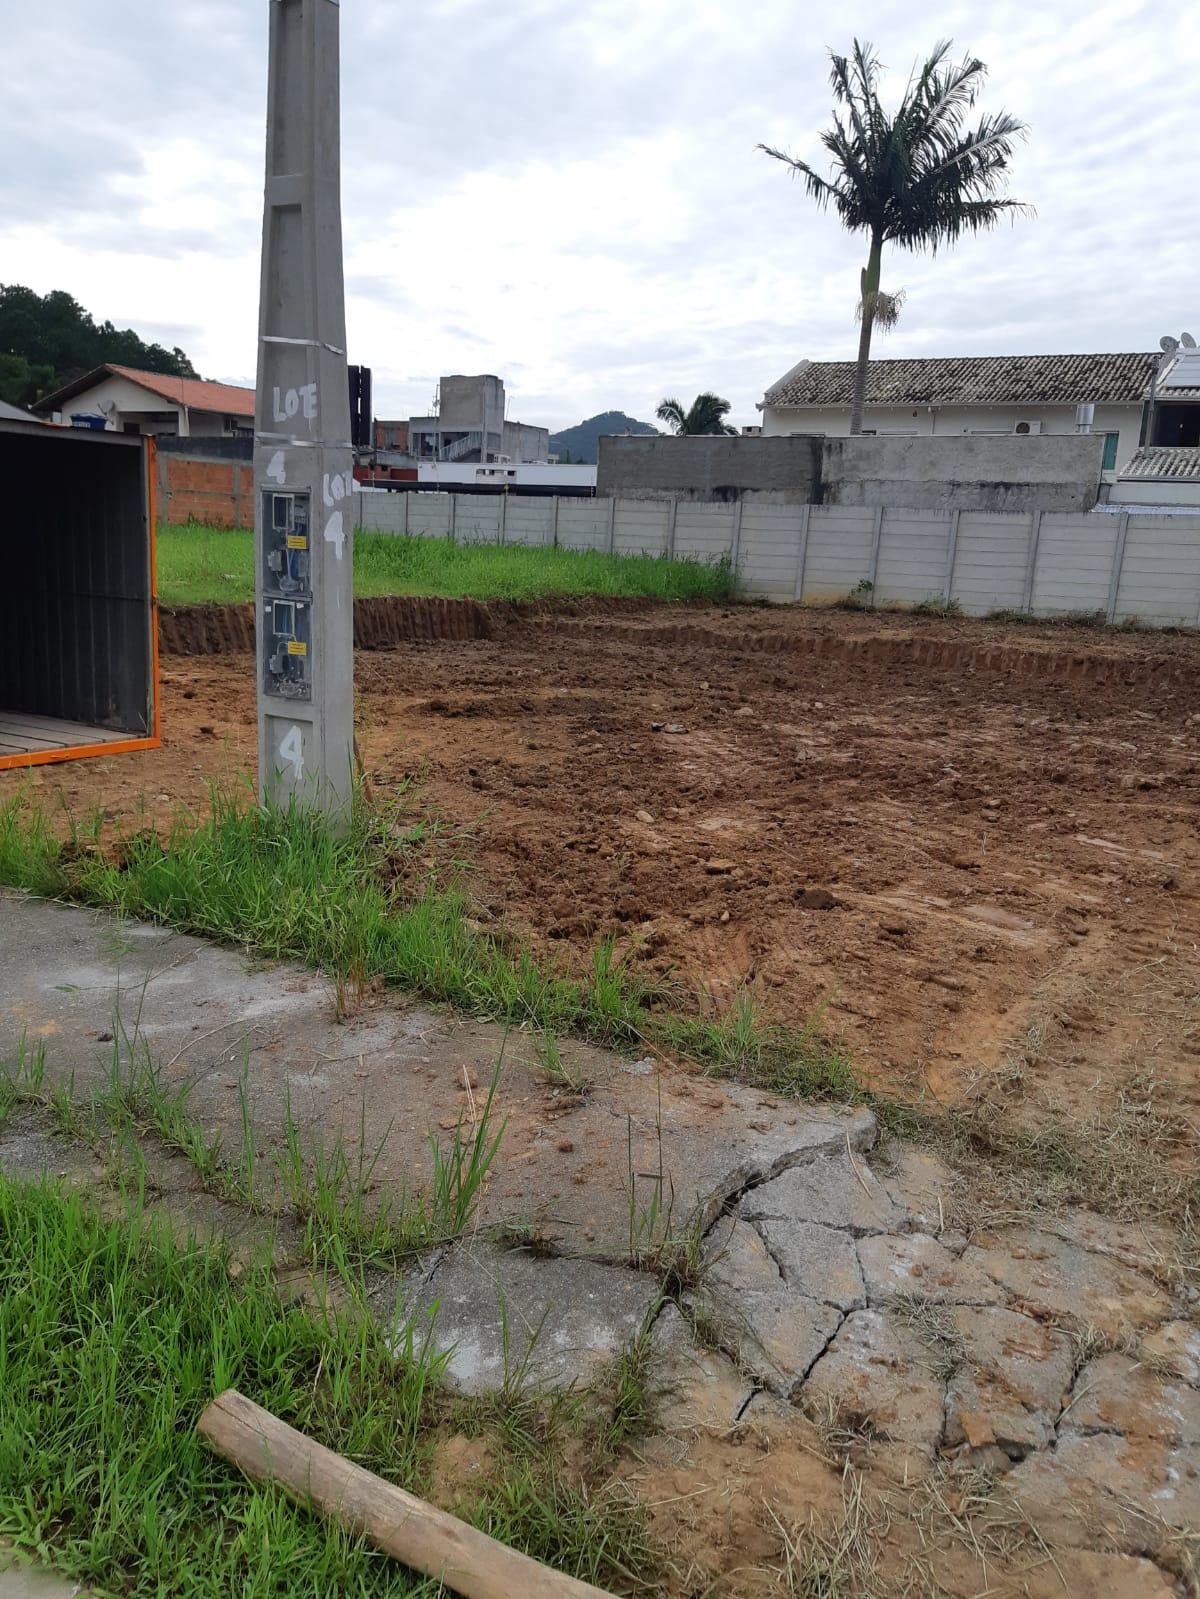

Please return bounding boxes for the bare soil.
[10,604,1200,1119]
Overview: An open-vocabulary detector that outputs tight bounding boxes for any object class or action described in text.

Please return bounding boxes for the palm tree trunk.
[849,233,883,436]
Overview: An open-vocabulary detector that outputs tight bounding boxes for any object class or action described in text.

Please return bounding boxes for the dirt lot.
[10,604,1200,1117]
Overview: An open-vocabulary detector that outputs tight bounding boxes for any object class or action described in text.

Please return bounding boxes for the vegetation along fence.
[352,492,1200,627]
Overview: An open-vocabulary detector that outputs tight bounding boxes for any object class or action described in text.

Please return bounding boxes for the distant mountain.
[550,410,659,465]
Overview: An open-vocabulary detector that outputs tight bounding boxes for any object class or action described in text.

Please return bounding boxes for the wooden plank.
[0,712,128,745]
[199,1389,618,1599]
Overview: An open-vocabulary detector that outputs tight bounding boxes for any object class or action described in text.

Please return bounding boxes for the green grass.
[0,1173,656,1597]
[0,785,854,1102]
[156,522,736,607]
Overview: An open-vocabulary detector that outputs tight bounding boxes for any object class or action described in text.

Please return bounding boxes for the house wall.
[49,373,185,433]
[43,372,249,440]
[1108,478,1200,507]
[501,420,550,462]
[762,400,1144,477]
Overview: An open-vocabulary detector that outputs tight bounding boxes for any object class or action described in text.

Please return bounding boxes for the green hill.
[550,410,658,465]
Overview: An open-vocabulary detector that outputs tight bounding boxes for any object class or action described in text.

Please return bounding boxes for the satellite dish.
[1181,332,1197,349]
[1160,335,1179,353]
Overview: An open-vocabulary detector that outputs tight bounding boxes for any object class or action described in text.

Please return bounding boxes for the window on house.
[1101,432,1119,470]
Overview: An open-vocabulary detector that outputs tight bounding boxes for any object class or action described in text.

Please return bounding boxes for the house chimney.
[1075,403,1095,434]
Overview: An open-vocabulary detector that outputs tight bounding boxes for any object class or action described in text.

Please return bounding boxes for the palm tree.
[761,40,1030,434]
[656,392,739,436]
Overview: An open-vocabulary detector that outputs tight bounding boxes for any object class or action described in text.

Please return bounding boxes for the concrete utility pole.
[254,0,354,817]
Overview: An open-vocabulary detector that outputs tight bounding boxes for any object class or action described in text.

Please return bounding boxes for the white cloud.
[2,0,1198,430]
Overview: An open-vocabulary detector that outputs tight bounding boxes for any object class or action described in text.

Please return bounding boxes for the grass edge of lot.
[156,522,738,607]
[0,783,854,1103]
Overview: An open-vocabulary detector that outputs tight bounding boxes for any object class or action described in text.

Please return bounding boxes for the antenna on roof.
[1181,332,1197,349]
[1159,335,1179,353]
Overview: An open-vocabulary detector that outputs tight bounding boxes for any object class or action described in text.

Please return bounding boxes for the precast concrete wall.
[599,432,1104,512]
[350,489,1200,626]
[821,434,1105,512]
[597,434,823,501]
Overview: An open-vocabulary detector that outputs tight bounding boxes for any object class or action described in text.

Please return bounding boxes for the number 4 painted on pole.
[279,725,304,782]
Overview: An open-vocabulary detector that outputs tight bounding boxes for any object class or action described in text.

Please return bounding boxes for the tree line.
[0,284,197,410]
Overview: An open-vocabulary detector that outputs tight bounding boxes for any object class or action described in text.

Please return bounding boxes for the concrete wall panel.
[873,510,952,605]
[803,507,877,599]
[1113,517,1200,625]
[407,493,452,539]
[557,500,610,551]
[1029,513,1119,617]
[455,498,502,543]
[949,514,1033,614]
[613,500,670,556]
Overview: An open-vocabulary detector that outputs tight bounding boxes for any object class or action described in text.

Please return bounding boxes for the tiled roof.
[37,363,254,418]
[107,364,254,417]
[764,353,1160,409]
[1120,446,1200,481]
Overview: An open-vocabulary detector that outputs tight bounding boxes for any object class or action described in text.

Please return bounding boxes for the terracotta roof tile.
[106,364,254,417]
[765,353,1160,409]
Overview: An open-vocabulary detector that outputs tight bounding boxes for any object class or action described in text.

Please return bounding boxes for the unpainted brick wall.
[157,453,253,528]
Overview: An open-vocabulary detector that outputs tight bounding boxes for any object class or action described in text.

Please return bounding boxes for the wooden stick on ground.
[198,1389,618,1599]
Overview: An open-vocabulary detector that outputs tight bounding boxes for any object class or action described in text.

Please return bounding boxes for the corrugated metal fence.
[352,492,1200,628]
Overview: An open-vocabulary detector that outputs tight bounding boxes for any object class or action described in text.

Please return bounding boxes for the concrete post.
[254,0,354,819]
[1106,513,1131,623]
[666,497,678,558]
[1021,510,1043,614]
[942,510,962,605]
[867,506,884,603]
[729,500,744,572]
[792,504,812,602]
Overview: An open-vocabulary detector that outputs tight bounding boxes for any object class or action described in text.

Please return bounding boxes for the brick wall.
[157,452,253,528]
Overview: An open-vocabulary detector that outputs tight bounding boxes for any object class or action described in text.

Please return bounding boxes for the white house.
[759,352,1169,478]
[36,363,254,439]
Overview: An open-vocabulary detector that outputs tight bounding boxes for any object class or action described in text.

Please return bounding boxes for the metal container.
[0,419,160,770]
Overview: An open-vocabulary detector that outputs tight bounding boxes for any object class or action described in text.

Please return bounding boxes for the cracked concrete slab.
[960,1227,1172,1338]
[857,1232,1002,1307]
[799,1308,945,1462]
[755,1217,865,1311]
[943,1306,1073,1459]
[1007,1429,1200,1549]
[0,894,873,1258]
[649,1304,756,1431]
[1066,1352,1200,1446]
[1142,1321,1200,1388]
[694,1284,841,1400]
[387,1242,661,1395]
[701,1214,782,1294]
[870,1143,960,1235]
[742,1150,900,1236]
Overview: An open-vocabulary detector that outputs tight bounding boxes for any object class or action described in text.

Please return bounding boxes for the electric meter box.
[261,489,314,702]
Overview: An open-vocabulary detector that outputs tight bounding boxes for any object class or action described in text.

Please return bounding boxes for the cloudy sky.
[3,0,1197,431]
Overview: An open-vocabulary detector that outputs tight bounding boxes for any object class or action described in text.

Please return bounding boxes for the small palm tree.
[656,393,739,436]
[761,40,1030,434]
